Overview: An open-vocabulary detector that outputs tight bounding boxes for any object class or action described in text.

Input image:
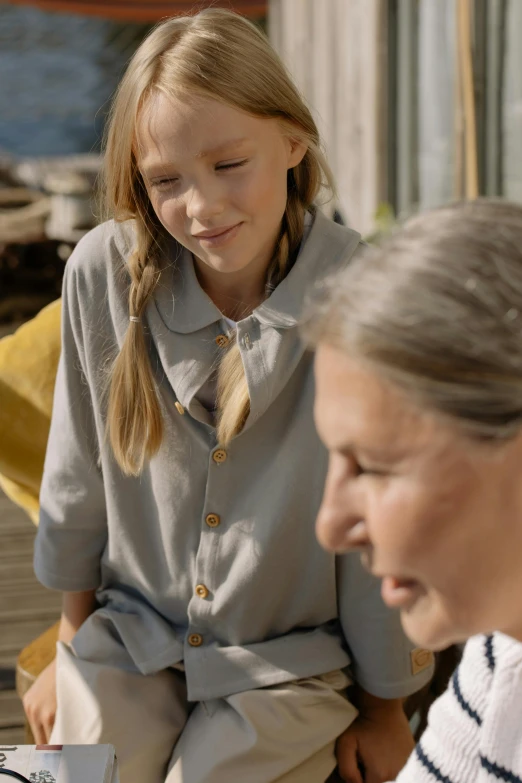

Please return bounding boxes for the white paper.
[0,745,118,783]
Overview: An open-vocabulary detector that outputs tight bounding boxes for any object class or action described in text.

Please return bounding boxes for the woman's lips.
[381,576,424,609]
[193,222,242,247]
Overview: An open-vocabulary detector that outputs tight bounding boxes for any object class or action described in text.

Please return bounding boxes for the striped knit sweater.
[394,633,522,783]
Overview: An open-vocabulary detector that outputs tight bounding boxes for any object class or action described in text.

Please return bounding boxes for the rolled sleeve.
[35,261,107,592]
[338,553,434,698]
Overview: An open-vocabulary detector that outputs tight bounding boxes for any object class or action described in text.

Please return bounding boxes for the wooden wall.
[269,0,388,236]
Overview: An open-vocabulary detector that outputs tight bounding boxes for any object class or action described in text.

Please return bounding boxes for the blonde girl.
[26,10,432,783]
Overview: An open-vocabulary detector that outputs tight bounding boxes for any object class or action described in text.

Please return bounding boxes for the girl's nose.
[186,182,225,221]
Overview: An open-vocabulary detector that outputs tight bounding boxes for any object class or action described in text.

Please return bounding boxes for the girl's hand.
[336,696,414,783]
[22,590,96,744]
[22,658,57,744]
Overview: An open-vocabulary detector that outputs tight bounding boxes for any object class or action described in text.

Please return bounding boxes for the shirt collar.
[152,240,223,334]
[254,209,361,328]
[152,209,361,334]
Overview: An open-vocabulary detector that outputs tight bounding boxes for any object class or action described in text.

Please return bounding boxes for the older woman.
[305,199,522,782]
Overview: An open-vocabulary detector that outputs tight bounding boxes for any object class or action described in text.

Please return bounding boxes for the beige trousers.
[50,641,357,783]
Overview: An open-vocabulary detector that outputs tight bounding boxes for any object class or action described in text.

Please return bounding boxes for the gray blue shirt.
[35,210,433,701]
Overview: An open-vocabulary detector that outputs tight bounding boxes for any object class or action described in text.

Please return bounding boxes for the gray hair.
[304,199,522,440]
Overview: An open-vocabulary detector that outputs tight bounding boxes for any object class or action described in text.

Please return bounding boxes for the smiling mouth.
[193,223,241,239]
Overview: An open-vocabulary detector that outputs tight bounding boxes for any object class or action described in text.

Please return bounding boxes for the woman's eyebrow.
[339,443,407,463]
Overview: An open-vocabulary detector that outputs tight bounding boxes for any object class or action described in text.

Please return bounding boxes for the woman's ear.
[287,138,308,169]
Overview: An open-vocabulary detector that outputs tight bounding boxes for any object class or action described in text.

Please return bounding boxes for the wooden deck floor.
[0,321,60,740]
[0,473,61,742]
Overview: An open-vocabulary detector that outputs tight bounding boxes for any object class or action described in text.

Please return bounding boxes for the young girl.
[26,10,432,783]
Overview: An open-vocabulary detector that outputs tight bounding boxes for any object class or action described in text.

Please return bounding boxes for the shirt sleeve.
[337,553,434,698]
[34,258,107,592]
[391,637,486,782]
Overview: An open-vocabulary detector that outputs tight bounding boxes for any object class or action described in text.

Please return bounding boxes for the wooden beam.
[5,0,267,21]
[396,0,419,215]
[269,0,389,235]
[485,0,506,196]
[457,0,479,199]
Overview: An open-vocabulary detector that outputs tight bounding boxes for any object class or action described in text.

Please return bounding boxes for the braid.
[268,176,306,290]
[107,219,164,475]
[215,338,250,445]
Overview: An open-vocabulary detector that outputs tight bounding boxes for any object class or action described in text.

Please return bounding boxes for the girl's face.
[314,343,522,650]
[137,93,306,288]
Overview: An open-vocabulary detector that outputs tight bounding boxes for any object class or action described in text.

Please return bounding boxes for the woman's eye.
[354,460,386,478]
[216,159,249,171]
[354,461,366,477]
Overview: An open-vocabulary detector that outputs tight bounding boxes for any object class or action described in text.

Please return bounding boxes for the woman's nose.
[315,468,365,553]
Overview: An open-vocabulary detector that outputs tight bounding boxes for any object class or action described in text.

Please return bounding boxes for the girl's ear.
[287,138,308,170]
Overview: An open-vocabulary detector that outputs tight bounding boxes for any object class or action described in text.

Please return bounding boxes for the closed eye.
[151,177,179,189]
[349,455,389,478]
[216,159,249,171]
[355,462,388,478]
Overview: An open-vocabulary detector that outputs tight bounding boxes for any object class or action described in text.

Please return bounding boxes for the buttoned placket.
[149,216,363,664]
[234,316,270,430]
[151,307,308,666]
[183,312,275,660]
[183,324,244,659]
[184,435,233,660]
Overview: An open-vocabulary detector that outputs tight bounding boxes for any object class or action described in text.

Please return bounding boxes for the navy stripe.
[451,667,482,726]
[415,742,456,783]
[481,756,522,783]
[485,635,496,672]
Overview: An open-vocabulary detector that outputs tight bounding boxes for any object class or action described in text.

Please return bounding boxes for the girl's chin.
[194,251,254,275]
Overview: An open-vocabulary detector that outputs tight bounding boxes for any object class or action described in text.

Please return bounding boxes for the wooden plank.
[6,0,267,23]
[0,599,61,624]
[0,725,25,744]
[396,0,419,215]
[0,489,61,674]
[0,619,60,669]
[485,0,506,196]
[0,668,16,692]
[269,0,389,234]
[310,0,338,211]
[0,492,33,530]
[0,320,59,737]
[0,690,25,730]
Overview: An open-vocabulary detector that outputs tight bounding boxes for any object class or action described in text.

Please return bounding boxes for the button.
[188,633,203,647]
[205,513,221,528]
[175,401,185,415]
[410,648,435,675]
[195,584,209,599]
[212,449,227,464]
[215,334,230,348]
[242,333,252,349]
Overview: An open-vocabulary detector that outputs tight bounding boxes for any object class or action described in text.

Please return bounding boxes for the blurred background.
[0,0,520,743]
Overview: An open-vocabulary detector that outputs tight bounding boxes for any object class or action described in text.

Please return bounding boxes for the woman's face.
[137,93,306,290]
[314,343,522,650]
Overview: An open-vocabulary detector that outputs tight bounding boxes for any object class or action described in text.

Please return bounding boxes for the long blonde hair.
[304,199,522,441]
[102,8,334,475]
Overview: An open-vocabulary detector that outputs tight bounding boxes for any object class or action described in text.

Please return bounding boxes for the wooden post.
[268,0,389,236]
[396,0,419,215]
[457,0,479,199]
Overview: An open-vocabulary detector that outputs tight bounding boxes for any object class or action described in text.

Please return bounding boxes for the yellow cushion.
[0,299,61,524]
